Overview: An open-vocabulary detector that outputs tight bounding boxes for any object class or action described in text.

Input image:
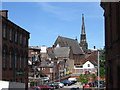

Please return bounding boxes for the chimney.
[94,46,96,49]
[0,10,8,19]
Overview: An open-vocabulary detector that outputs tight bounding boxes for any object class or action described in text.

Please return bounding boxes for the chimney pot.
[0,10,8,19]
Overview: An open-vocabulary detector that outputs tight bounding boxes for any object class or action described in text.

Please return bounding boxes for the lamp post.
[98,50,100,89]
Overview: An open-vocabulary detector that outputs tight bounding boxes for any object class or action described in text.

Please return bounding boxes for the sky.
[2,2,105,49]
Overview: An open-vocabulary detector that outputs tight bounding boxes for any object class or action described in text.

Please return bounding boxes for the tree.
[77,74,89,85]
[100,49,106,78]
[91,73,96,82]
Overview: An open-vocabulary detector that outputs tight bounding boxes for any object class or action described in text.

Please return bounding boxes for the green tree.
[91,73,96,82]
[77,74,89,85]
[100,49,106,78]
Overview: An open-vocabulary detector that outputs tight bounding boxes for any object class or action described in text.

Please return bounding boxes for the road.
[55,82,83,90]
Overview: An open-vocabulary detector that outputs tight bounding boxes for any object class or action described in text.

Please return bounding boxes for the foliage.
[77,74,89,85]
[91,73,96,81]
[100,49,106,78]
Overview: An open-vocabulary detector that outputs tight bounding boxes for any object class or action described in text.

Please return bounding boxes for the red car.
[28,86,41,90]
[40,85,54,90]
[83,84,90,88]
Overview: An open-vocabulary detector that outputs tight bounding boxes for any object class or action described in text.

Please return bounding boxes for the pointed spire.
[81,14,85,35]
[80,14,88,51]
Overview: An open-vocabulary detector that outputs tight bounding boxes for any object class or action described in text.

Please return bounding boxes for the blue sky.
[2,2,104,49]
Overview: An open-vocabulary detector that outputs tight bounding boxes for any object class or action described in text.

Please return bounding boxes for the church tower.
[80,14,88,52]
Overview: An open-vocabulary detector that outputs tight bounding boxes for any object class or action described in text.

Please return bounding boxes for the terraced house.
[0,10,30,89]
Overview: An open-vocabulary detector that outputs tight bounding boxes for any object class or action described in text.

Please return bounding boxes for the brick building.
[0,10,30,88]
[101,1,120,89]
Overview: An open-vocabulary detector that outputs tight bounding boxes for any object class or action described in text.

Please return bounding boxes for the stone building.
[101,1,120,89]
[0,10,30,89]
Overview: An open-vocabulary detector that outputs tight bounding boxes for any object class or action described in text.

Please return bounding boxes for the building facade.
[101,2,120,89]
[0,10,30,89]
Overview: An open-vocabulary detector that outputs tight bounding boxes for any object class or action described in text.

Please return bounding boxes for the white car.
[56,82,64,88]
[41,77,50,81]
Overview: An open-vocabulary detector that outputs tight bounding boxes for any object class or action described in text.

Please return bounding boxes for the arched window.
[3,48,6,68]
[9,51,12,69]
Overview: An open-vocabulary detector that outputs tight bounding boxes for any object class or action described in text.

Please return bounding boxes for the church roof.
[54,36,84,55]
[54,47,70,58]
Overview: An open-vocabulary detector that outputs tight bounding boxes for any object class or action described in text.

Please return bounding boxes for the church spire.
[81,14,85,35]
[80,14,88,52]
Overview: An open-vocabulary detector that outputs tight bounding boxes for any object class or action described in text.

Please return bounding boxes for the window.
[24,57,26,68]
[88,64,90,67]
[3,24,6,38]
[15,53,17,69]
[10,29,12,41]
[75,65,83,68]
[3,49,6,68]
[24,37,26,47]
[20,56,22,69]
[20,34,22,44]
[9,51,12,69]
[15,31,17,42]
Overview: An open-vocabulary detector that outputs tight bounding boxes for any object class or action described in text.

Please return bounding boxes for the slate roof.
[74,50,98,65]
[54,36,84,55]
[47,49,55,59]
[89,61,98,66]
[54,47,70,58]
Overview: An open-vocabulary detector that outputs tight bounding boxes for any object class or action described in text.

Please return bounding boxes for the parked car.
[83,84,90,88]
[70,87,79,90]
[88,82,95,87]
[28,86,41,90]
[94,80,106,88]
[41,77,50,82]
[61,80,72,86]
[55,82,64,88]
[68,78,77,83]
[48,83,59,89]
[40,85,54,90]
